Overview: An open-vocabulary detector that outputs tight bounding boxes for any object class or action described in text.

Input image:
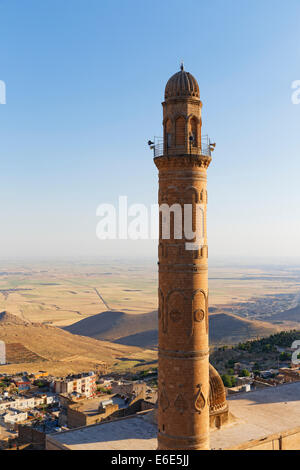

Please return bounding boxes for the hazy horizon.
[2,252,300,269]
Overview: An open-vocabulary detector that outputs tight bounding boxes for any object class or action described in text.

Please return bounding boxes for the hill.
[210,329,300,375]
[64,309,278,348]
[64,310,157,343]
[0,311,144,375]
[209,312,278,345]
[114,330,158,348]
[267,305,300,323]
[5,343,46,364]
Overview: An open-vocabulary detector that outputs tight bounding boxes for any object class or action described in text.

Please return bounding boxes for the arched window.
[175,116,185,146]
[190,117,198,147]
[164,119,172,149]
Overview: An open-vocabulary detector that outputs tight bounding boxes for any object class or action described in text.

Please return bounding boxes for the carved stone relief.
[195,383,206,414]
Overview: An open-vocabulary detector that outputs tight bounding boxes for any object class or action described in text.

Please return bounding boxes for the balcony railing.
[149,135,215,158]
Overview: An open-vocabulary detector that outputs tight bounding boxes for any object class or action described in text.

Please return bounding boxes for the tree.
[221,374,236,388]
[279,352,291,361]
[226,359,235,368]
[221,375,232,387]
[240,369,250,377]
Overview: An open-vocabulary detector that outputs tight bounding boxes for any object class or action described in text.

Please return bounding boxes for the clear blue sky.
[1,0,300,260]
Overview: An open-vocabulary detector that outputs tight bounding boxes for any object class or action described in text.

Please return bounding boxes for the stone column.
[155,152,211,451]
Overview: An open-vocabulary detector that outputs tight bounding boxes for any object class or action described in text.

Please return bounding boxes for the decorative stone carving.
[158,242,166,258]
[169,310,182,323]
[174,393,188,415]
[191,289,208,336]
[185,186,199,203]
[165,243,183,259]
[191,247,203,260]
[194,309,205,323]
[154,155,212,170]
[206,291,209,334]
[160,383,170,413]
[195,383,206,414]
[158,288,165,330]
[160,185,179,203]
[159,242,206,261]
[158,264,208,274]
[158,348,209,360]
[166,289,188,334]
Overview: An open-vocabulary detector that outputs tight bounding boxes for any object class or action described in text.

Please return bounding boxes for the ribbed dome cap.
[165,64,200,100]
[209,364,227,413]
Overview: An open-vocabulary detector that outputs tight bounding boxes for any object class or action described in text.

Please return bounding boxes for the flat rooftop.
[211,381,300,449]
[47,413,157,450]
[47,382,300,450]
[70,394,127,416]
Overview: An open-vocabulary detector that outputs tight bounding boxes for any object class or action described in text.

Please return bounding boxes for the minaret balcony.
[149,135,215,158]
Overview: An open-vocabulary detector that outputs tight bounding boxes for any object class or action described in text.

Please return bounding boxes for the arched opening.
[190,117,198,147]
[175,116,185,146]
[164,119,172,149]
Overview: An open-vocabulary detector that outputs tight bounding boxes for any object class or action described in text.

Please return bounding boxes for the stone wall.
[66,392,152,429]
[67,403,119,428]
[110,382,146,398]
[18,424,46,449]
[228,426,300,450]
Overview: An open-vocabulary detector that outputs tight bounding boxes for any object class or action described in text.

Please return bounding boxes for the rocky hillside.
[64,309,278,348]
[0,311,143,375]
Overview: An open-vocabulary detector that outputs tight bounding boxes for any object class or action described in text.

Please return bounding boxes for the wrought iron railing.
[152,138,164,158]
[149,135,214,158]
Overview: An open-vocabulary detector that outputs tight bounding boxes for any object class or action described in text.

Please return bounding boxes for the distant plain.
[1,258,300,374]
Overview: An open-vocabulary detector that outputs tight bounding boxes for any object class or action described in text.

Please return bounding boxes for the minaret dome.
[164,65,200,100]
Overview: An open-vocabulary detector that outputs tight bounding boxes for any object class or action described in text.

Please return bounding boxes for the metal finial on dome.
[180,61,184,71]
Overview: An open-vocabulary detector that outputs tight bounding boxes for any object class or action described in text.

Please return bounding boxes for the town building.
[110,380,146,398]
[3,410,28,426]
[0,393,57,414]
[47,381,300,450]
[51,372,96,398]
[64,392,152,429]
[277,367,300,382]
[33,371,48,380]
[13,375,31,392]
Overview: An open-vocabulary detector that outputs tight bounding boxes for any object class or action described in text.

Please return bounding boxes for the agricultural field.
[0,258,157,327]
[0,259,300,327]
[1,258,300,374]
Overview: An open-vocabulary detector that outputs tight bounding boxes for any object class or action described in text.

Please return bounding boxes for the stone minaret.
[154,65,213,450]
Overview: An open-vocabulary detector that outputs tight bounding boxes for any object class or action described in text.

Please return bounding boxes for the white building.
[0,400,12,412]
[4,410,28,425]
[0,396,36,412]
[45,394,57,405]
[13,397,35,410]
[0,341,5,365]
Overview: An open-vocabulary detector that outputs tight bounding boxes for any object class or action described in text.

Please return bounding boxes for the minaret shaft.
[154,67,212,450]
